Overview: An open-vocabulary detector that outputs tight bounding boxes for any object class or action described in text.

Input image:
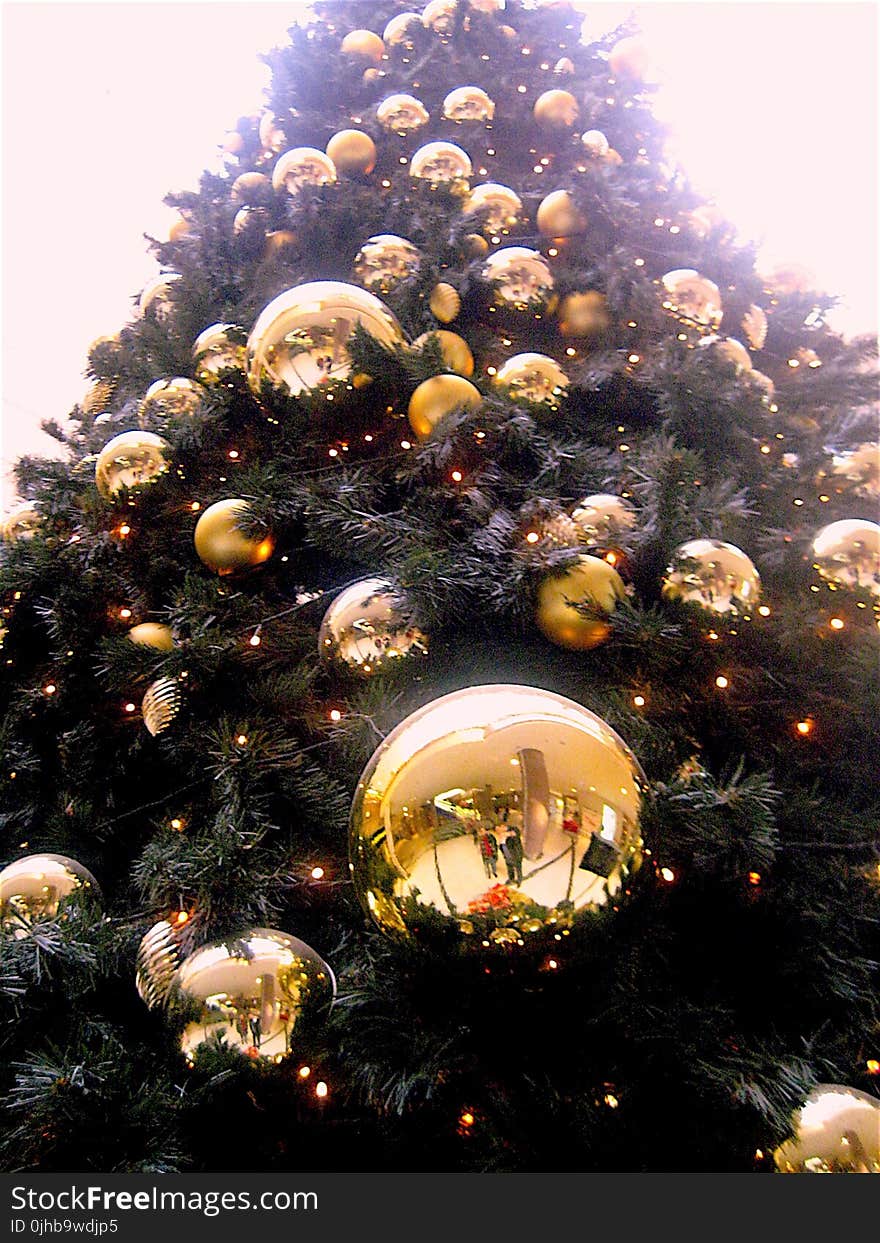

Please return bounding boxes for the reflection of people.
[499,825,523,885]
[479,826,499,877]
[562,812,580,836]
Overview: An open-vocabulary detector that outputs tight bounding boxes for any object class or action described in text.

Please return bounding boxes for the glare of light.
[315,1081,328,1099]
[829,617,845,630]
[310,866,325,880]
[715,675,729,689]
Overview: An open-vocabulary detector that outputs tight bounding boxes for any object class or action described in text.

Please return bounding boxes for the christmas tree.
[1,0,878,1176]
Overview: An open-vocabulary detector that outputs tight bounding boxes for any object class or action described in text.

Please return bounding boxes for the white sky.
[2,1,877,506]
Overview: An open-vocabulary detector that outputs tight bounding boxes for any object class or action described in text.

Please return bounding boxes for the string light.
[329,709,342,722]
[123,702,136,714]
[236,733,248,746]
[174,909,190,926]
[604,1093,619,1109]
[119,607,132,620]
[525,531,540,544]
[298,1065,311,1079]
[170,818,184,831]
[748,871,761,886]
[715,675,729,689]
[867,1060,880,1075]
[118,524,131,538]
[43,683,57,696]
[757,605,771,617]
[633,695,646,708]
[795,719,814,736]
[450,469,463,483]
[829,617,845,630]
[227,449,239,460]
[315,1081,328,1099]
[248,631,262,647]
[459,1111,475,1129]
[400,440,412,450]
[190,501,201,512]
[310,866,325,880]
[660,866,676,883]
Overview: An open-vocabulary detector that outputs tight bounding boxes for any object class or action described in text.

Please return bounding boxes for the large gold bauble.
[408,374,482,440]
[230,172,271,204]
[429,282,461,323]
[773,1085,880,1173]
[410,140,472,185]
[0,853,101,935]
[462,233,490,258]
[536,555,626,650]
[194,499,275,576]
[384,12,420,46]
[493,353,569,405]
[580,129,610,157]
[272,147,337,195]
[1,501,41,543]
[558,290,611,337]
[136,919,188,1010]
[95,431,170,500]
[341,29,385,62]
[192,324,247,385]
[482,247,555,309]
[811,519,880,597]
[169,928,335,1064]
[422,0,457,34]
[258,111,287,154]
[463,182,524,235]
[128,622,174,651]
[443,86,495,122]
[139,377,206,425]
[141,676,182,737]
[533,89,579,127]
[661,269,723,330]
[698,335,753,373]
[353,234,422,294]
[536,189,588,238]
[326,128,377,176]
[349,684,645,944]
[572,494,637,545]
[826,443,880,499]
[741,303,768,350]
[246,281,405,398]
[376,93,430,132]
[412,330,474,377]
[608,34,652,79]
[318,577,428,672]
[138,272,181,322]
[662,538,761,615]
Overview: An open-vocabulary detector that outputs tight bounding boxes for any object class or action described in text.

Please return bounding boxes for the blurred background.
[2,1,877,506]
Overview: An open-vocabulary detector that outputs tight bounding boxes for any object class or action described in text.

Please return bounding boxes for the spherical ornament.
[0,853,101,935]
[264,229,297,255]
[318,577,428,672]
[536,512,582,548]
[233,205,269,238]
[749,370,775,400]
[698,335,753,373]
[741,303,768,350]
[493,353,569,405]
[422,0,457,34]
[194,499,275,577]
[765,261,815,295]
[580,129,610,157]
[141,676,183,737]
[246,281,405,398]
[272,147,337,196]
[537,189,588,238]
[136,919,189,1010]
[128,622,174,651]
[408,374,482,441]
[138,272,181,322]
[462,232,490,259]
[443,86,495,122]
[608,34,652,79]
[384,12,420,46]
[82,379,116,415]
[363,67,384,85]
[222,130,245,156]
[169,929,335,1064]
[139,377,206,425]
[827,443,880,499]
[1,501,41,543]
[571,494,637,546]
[95,431,170,501]
[536,555,626,650]
[412,330,474,377]
[558,290,611,337]
[554,57,575,74]
[687,203,724,239]
[660,269,723,330]
[811,519,880,597]
[463,183,524,235]
[376,93,430,133]
[602,148,623,167]
[773,1085,880,1173]
[192,324,247,385]
[429,282,461,323]
[533,89,579,128]
[340,29,385,62]
[482,247,555,310]
[258,111,287,154]
[230,172,271,204]
[326,128,377,176]
[350,684,645,943]
[662,539,761,615]
[353,234,422,294]
[409,140,472,186]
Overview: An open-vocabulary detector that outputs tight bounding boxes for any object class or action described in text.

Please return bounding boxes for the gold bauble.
[572,494,637,545]
[1,501,41,543]
[192,323,247,385]
[0,854,101,935]
[222,131,245,156]
[363,67,384,85]
[482,246,555,309]
[246,281,405,397]
[827,443,880,499]
[326,128,377,176]
[82,380,116,416]
[462,233,490,258]
[493,353,569,404]
[340,29,385,62]
[773,1085,880,1173]
[318,577,428,672]
[353,234,422,294]
[698,335,753,373]
[408,374,482,440]
[554,57,575,74]
[463,182,524,234]
[265,229,297,255]
[533,89,579,128]
[95,431,170,500]
[410,140,472,185]
[136,919,188,1010]
[558,290,610,337]
[661,269,723,330]
[412,330,474,377]
[138,272,181,322]
[765,262,815,295]
[811,519,880,597]
[536,555,626,649]
[749,370,775,399]
[194,499,275,576]
[272,147,337,195]
[429,282,461,323]
[128,622,174,651]
[422,0,457,34]
[169,929,335,1064]
[741,303,769,350]
[603,148,623,167]
[140,377,206,425]
[349,684,645,943]
[230,172,271,204]
[536,189,588,238]
[662,538,761,615]
[258,111,287,154]
[580,129,610,157]
[376,93,430,133]
[384,12,420,46]
[168,214,193,242]
[233,205,269,237]
[443,86,495,122]
[608,34,652,79]
[142,676,182,737]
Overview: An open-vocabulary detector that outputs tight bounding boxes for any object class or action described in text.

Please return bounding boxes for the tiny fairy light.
[315,1081,329,1099]
[748,871,761,886]
[190,501,201,512]
[123,701,137,713]
[829,617,845,630]
[118,524,131,538]
[450,469,463,483]
[604,1093,619,1109]
[795,718,814,736]
[298,1065,311,1079]
[227,449,240,460]
[310,866,325,880]
[329,709,342,722]
[715,675,729,689]
[633,694,646,708]
[43,682,57,696]
[170,818,184,831]
[248,631,262,647]
[525,531,540,544]
[459,1110,475,1129]
[236,733,248,746]
[758,605,771,617]
[866,1059,880,1075]
[660,866,676,883]
[119,607,132,619]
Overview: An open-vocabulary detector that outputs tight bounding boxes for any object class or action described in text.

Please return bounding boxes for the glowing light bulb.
[124,702,136,713]
[829,617,844,630]
[119,607,132,619]
[660,867,675,883]
[227,449,239,460]
[329,709,342,723]
[633,695,645,708]
[451,470,463,483]
[236,734,248,746]
[748,871,761,886]
[525,531,540,544]
[44,683,57,696]
[796,719,813,736]
[715,675,729,689]
[311,866,325,880]
[315,1081,328,1099]
[170,819,183,831]
[299,1065,311,1079]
